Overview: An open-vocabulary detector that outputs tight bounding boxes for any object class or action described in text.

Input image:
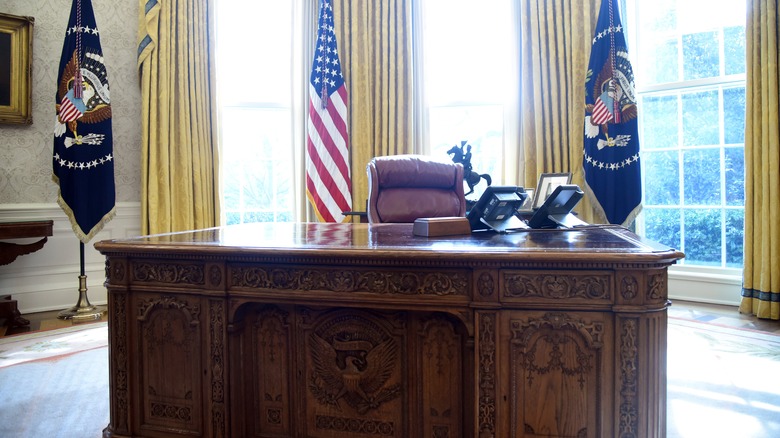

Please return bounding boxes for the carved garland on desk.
[113,291,130,433]
[210,300,226,437]
[231,266,468,296]
[619,318,639,438]
[134,262,205,285]
[510,313,604,436]
[478,313,497,437]
[511,313,603,385]
[503,273,611,300]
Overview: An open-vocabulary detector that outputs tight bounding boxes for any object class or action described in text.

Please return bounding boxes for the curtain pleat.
[739,0,780,320]
[519,0,603,224]
[333,0,414,216]
[138,0,220,235]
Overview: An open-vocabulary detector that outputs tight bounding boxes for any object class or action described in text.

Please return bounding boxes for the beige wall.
[0,0,141,204]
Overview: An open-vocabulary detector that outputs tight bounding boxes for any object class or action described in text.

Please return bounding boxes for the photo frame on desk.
[531,172,572,210]
[0,13,34,125]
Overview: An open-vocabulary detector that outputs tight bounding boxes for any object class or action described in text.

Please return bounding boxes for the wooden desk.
[95,223,683,438]
[0,220,53,330]
[0,220,54,266]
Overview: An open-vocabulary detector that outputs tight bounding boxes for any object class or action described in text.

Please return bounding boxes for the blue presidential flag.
[583,0,641,226]
[53,0,115,243]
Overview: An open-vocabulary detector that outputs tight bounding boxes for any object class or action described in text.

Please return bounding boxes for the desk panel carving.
[97,223,683,438]
[231,265,469,296]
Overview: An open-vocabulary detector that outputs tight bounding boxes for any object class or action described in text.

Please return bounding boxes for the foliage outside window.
[216,1,296,225]
[629,0,746,269]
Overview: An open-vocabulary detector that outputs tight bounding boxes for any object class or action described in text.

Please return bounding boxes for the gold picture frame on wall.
[0,12,34,125]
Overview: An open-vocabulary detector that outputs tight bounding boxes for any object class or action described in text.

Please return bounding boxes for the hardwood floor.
[1,300,776,337]
[0,307,106,337]
[668,299,780,335]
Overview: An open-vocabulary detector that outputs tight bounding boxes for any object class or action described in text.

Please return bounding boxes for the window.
[628,0,746,269]
[417,0,520,196]
[215,1,298,225]
[217,1,521,224]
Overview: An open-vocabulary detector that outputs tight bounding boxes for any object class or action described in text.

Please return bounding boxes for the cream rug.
[0,322,107,368]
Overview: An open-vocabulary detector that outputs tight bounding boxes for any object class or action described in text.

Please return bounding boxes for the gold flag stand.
[58,242,105,321]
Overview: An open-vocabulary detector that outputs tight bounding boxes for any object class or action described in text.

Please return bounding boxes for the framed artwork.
[531,172,572,210]
[0,13,34,125]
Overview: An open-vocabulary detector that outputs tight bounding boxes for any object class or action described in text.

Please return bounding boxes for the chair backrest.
[366,154,466,223]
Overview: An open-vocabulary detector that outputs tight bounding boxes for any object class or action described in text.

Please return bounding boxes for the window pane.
[724,146,744,206]
[682,90,719,146]
[632,0,746,270]
[725,208,744,268]
[637,37,678,86]
[683,148,721,205]
[216,1,291,105]
[221,107,293,224]
[643,150,680,205]
[683,208,721,266]
[216,0,294,225]
[724,26,746,75]
[644,207,681,251]
[682,31,719,80]
[641,95,679,149]
[638,0,677,33]
[723,87,745,144]
[423,1,512,105]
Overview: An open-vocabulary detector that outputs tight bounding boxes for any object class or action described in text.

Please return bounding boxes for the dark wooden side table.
[0,220,54,329]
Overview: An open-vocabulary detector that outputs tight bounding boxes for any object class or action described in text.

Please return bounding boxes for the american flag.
[306,0,352,223]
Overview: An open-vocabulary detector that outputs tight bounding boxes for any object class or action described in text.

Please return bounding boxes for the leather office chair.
[366,154,466,223]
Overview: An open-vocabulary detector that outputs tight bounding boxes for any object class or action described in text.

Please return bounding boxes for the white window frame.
[625,0,746,305]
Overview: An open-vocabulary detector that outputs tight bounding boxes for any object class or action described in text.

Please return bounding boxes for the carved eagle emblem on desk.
[309,333,400,414]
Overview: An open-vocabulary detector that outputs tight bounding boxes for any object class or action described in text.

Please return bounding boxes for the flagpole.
[57,241,105,321]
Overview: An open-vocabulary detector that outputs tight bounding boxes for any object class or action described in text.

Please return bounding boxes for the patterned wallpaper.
[0,0,141,204]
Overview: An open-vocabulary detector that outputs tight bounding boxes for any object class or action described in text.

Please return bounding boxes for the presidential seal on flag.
[583,0,642,227]
[52,0,115,244]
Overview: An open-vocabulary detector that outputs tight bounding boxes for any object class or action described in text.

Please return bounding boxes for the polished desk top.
[95,222,683,265]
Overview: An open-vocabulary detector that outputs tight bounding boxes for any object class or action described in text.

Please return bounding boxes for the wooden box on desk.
[412,217,471,237]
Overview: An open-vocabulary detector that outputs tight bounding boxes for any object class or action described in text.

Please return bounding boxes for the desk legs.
[0,295,30,330]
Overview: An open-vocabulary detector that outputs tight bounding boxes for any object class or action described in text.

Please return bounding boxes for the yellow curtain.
[519,0,604,224]
[332,0,414,214]
[739,0,780,320]
[137,0,220,234]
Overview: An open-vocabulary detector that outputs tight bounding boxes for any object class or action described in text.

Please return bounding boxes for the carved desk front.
[95,222,683,438]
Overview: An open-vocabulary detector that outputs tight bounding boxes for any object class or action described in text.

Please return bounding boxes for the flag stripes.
[591,98,613,125]
[306,0,352,223]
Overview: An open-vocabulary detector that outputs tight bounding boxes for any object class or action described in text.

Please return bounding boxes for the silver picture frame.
[531,172,572,210]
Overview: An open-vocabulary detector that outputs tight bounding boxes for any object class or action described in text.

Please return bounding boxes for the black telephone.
[526,184,585,229]
[467,186,529,232]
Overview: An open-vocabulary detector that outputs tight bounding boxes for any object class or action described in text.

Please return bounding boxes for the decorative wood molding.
[619,318,639,437]
[503,272,611,301]
[477,312,497,437]
[231,265,469,296]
